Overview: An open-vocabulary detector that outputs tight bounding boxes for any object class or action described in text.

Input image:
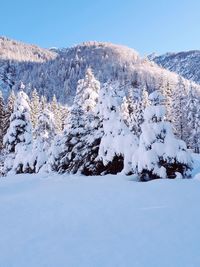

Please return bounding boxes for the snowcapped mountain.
[149,50,200,85]
[0,36,57,62]
[0,36,200,104]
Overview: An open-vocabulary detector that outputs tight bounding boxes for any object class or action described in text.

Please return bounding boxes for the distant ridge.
[0,37,199,104]
[149,50,200,85]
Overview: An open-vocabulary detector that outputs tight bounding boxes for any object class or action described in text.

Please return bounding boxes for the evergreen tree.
[132,91,192,181]
[121,85,149,137]
[4,90,16,138]
[186,87,200,152]
[80,109,103,175]
[59,104,69,131]
[121,88,135,132]
[172,77,188,142]
[72,73,103,175]
[50,67,101,174]
[30,88,40,129]
[50,95,62,133]
[193,112,200,153]
[80,67,100,111]
[98,83,138,174]
[0,91,6,150]
[3,91,33,174]
[34,109,56,146]
[40,95,47,111]
[159,78,174,123]
[27,109,56,173]
[132,86,149,137]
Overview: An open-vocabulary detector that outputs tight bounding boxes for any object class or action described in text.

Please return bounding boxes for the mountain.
[0,36,57,62]
[149,50,200,85]
[0,37,200,104]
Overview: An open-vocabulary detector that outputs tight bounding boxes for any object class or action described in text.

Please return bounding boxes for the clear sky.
[0,0,199,56]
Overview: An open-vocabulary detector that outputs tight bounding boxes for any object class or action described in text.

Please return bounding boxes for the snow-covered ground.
[1,162,200,267]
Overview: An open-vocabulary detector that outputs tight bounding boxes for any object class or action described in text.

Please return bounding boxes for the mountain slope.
[0,36,57,62]
[149,50,200,85]
[0,37,200,104]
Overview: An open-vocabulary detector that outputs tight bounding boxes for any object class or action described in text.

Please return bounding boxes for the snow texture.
[0,172,200,267]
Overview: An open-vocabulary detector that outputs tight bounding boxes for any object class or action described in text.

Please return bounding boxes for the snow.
[98,83,138,174]
[0,172,200,267]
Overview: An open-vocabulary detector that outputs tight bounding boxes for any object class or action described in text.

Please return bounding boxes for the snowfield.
[1,170,200,267]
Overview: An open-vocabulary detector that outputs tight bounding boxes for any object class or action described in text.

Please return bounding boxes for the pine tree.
[30,88,40,129]
[80,109,103,175]
[160,79,174,123]
[4,90,16,138]
[59,104,69,131]
[40,95,47,111]
[121,88,135,132]
[50,67,101,174]
[34,109,56,146]
[172,77,188,142]
[193,112,200,154]
[132,86,149,137]
[132,91,192,181]
[27,109,56,173]
[0,91,6,150]
[80,67,100,112]
[3,91,33,174]
[72,72,103,175]
[98,83,138,174]
[186,87,200,152]
[121,85,149,137]
[50,95,62,133]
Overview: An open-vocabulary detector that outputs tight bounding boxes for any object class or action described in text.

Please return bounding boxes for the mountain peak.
[0,37,200,105]
[0,36,57,62]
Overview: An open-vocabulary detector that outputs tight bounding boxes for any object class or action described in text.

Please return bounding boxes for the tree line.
[0,68,197,180]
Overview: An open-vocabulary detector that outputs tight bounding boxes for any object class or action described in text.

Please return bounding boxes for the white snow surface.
[1,163,200,266]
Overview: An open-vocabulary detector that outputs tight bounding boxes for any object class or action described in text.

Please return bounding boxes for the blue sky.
[0,0,199,55]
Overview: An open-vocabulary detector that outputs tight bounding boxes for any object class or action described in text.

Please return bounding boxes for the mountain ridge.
[0,37,200,104]
[149,50,200,85]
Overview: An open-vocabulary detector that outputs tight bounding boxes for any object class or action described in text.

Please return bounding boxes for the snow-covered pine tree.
[27,109,56,173]
[40,95,47,111]
[121,88,135,132]
[3,90,33,174]
[4,90,16,139]
[50,95,62,133]
[132,86,149,137]
[159,78,174,123]
[30,88,40,129]
[172,77,188,142]
[132,90,192,181]
[69,68,104,175]
[50,98,85,173]
[59,104,69,131]
[80,67,100,111]
[80,108,104,175]
[193,111,200,154]
[0,91,6,150]
[50,67,102,174]
[186,87,200,152]
[98,82,138,174]
[34,109,56,147]
[121,85,149,137]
